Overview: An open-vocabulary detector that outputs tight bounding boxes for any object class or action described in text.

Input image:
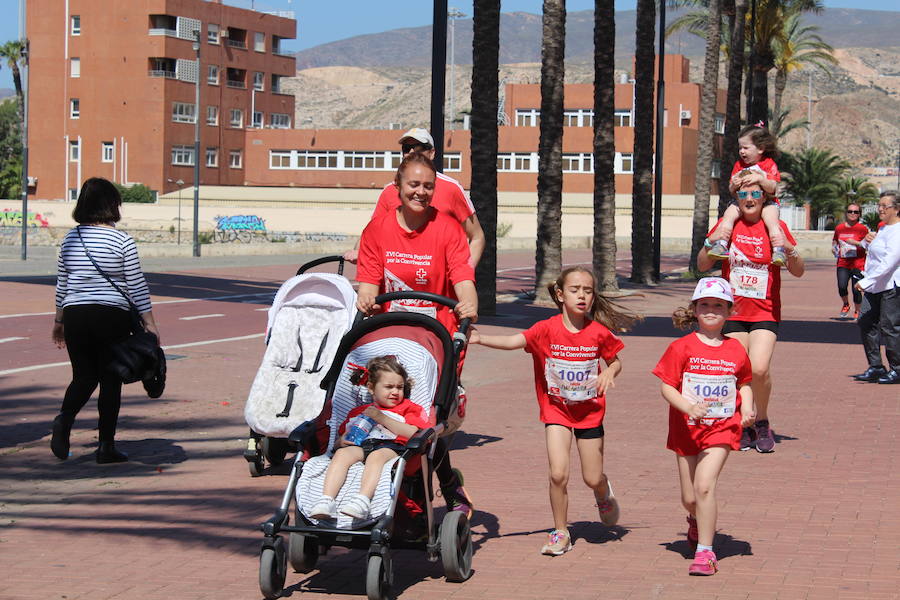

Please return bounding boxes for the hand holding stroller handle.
[373,291,457,310]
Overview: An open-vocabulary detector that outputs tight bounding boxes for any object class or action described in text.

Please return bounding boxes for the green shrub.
[114,183,155,203]
[198,231,214,244]
[497,221,513,238]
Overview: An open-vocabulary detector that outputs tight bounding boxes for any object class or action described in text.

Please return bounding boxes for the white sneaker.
[308,497,336,519]
[595,480,620,526]
[339,493,372,519]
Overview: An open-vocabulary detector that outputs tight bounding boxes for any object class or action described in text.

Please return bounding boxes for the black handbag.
[76,227,165,390]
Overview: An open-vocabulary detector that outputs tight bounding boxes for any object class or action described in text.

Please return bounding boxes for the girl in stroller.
[309,356,430,520]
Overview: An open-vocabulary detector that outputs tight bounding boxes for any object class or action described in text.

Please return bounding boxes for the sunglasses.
[736,190,764,200]
[846,210,861,214]
[402,143,431,154]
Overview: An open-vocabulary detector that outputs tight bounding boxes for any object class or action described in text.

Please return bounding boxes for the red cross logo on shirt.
[415,268,428,285]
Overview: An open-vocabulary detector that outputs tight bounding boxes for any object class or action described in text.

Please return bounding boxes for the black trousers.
[836,267,863,305]
[61,304,132,441]
[858,287,900,371]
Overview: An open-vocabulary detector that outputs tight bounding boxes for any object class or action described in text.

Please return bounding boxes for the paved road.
[1,252,897,600]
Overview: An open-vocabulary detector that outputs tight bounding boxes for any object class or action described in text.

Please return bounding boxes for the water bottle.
[344,415,376,445]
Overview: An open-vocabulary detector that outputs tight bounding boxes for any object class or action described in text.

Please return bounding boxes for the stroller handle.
[296,255,346,276]
[373,291,457,309]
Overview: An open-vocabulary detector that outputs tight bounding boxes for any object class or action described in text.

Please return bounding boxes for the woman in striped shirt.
[52,178,159,464]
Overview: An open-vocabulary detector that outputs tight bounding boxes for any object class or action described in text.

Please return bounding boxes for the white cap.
[691,277,734,303]
[398,128,434,148]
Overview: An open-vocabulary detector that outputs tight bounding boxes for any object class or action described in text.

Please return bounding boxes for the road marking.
[0,292,275,319]
[0,333,264,376]
[0,337,28,343]
[179,313,225,321]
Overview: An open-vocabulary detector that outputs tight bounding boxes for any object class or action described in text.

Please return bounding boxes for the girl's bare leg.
[322,446,364,498]
[545,424,574,532]
[692,446,731,547]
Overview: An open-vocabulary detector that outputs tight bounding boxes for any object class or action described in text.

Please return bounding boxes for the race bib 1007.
[545,357,599,404]
[681,372,737,425]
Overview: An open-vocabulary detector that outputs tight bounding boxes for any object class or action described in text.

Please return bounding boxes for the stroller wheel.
[259,536,287,600]
[365,553,393,600]
[288,532,318,573]
[248,457,265,477]
[440,510,473,582]
[261,437,289,466]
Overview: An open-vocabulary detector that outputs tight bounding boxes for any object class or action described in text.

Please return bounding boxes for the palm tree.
[719,0,748,216]
[0,41,25,123]
[768,107,808,141]
[592,0,618,292]
[470,1,501,315]
[836,175,880,209]
[780,147,849,228]
[535,0,565,302]
[690,0,723,273]
[631,0,656,284]
[771,13,836,118]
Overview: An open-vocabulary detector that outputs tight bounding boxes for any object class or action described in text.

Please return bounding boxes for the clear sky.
[1,0,896,89]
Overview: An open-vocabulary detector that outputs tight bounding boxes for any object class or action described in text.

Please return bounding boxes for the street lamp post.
[803,71,819,150]
[447,7,466,130]
[192,30,201,257]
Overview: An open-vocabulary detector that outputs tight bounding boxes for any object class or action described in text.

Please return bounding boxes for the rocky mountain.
[286,8,900,169]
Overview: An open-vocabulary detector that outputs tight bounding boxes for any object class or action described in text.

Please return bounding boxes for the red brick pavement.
[1,254,898,600]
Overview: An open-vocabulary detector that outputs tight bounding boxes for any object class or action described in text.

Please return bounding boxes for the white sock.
[696,544,713,554]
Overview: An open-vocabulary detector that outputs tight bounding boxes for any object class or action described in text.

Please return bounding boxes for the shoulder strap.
[75,226,139,313]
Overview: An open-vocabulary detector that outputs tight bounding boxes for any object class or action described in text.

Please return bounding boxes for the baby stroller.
[257,291,473,600]
[244,256,356,476]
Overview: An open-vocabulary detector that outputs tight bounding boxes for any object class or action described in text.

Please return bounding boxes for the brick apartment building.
[26,0,296,201]
[243,55,726,196]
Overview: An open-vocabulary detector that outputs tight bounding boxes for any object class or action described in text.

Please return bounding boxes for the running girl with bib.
[698,181,804,453]
[469,266,639,556]
[653,277,755,576]
[706,123,788,266]
[832,204,869,319]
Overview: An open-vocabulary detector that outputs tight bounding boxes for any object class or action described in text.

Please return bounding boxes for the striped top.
[55,225,152,313]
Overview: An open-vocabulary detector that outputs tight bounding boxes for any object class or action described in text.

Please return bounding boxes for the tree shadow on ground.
[569,520,630,546]
[448,430,503,450]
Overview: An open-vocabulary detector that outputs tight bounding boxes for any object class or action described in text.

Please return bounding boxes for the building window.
[270,113,290,129]
[564,109,593,128]
[172,102,196,123]
[271,74,283,94]
[71,15,81,36]
[714,114,725,135]
[296,151,339,169]
[618,152,633,174]
[207,65,219,85]
[229,150,243,169]
[206,147,218,167]
[345,152,387,170]
[171,145,195,166]
[253,71,264,91]
[70,57,80,78]
[252,111,263,128]
[207,24,219,44]
[69,140,80,161]
[562,153,593,173]
[711,160,721,179]
[229,109,243,128]
[497,152,535,172]
[444,153,462,172]
[614,110,632,127]
[270,150,292,169]
[515,109,539,127]
[206,105,218,126]
[101,142,114,163]
[226,68,246,88]
[390,152,403,169]
[254,32,265,52]
[70,98,80,119]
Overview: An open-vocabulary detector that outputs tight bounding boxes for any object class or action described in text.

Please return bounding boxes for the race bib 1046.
[681,372,737,425]
[545,357,599,404]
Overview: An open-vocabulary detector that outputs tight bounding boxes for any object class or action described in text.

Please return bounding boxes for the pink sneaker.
[686,515,698,550]
[688,549,718,576]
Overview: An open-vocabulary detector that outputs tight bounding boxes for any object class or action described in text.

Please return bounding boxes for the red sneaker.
[686,515,698,550]
[839,304,851,319]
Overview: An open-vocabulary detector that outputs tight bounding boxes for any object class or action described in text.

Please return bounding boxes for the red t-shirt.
[832,222,868,270]
[652,333,752,455]
[338,398,430,445]
[357,209,474,333]
[522,314,625,429]
[372,173,475,225]
[709,217,797,322]
[731,157,781,204]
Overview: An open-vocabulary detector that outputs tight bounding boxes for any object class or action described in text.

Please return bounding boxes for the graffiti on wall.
[1,209,50,228]
[213,215,266,243]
